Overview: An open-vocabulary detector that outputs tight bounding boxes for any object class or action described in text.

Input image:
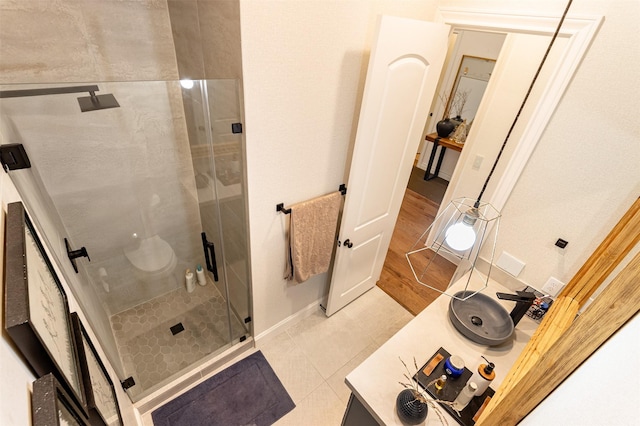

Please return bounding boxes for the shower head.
[0,85,120,113]
[77,91,120,112]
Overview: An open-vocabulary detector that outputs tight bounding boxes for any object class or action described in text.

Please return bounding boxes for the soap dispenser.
[470,356,495,396]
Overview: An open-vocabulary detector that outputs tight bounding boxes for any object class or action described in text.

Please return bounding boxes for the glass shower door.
[183,78,251,345]
[0,79,252,403]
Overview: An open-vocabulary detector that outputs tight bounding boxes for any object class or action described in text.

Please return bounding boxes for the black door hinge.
[244,316,252,324]
[0,143,31,172]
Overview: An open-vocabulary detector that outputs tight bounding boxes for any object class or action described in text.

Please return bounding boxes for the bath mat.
[151,351,295,426]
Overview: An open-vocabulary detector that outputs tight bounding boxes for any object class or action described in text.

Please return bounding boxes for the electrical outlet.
[542,276,565,297]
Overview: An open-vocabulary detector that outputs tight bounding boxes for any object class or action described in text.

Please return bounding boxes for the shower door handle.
[201,232,219,282]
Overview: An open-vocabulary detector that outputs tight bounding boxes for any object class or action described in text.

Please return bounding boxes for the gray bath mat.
[151,351,295,426]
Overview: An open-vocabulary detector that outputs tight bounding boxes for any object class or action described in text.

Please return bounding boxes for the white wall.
[484,0,640,292]
[239,0,639,420]
[239,0,438,336]
[522,314,639,426]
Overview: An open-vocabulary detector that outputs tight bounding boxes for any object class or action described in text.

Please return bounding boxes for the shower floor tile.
[110,282,246,397]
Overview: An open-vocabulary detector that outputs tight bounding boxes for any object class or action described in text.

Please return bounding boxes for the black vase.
[396,389,428,425]
[436,118,455,138]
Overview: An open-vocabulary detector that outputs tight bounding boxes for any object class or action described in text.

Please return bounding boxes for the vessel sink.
[448,290,514,346]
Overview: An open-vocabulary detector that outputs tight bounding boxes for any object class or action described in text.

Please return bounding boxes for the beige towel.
[284,191,342,283]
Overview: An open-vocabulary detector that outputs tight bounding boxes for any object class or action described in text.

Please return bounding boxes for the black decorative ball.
[396,389,428,425]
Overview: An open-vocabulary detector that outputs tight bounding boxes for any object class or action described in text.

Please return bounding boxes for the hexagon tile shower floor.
[110,282,245,396]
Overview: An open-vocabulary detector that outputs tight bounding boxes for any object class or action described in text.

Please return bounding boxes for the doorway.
[376,9,601,314]
[409,30,506,205]
[381,30,505,313]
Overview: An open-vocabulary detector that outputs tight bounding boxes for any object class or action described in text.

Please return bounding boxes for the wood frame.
[32,373,89,426]
[4,201,87,417]
[71,313,124,426]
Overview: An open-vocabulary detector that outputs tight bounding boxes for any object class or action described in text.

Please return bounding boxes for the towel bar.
[277,184,347,215]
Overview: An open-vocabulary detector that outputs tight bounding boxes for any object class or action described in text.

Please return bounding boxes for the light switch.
[496,251,526,277]
[472,155,484,170]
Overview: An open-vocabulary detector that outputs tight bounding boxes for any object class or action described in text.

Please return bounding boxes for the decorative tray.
[414,347,494,426]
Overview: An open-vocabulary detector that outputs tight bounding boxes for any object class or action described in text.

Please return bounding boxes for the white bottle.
[185,269,195,293]
[470,358,496,396]
[196,264,207,286]
[452,381,477,411]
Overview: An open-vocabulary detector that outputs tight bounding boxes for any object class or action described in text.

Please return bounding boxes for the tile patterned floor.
[111,282,247,399]
[259,286,414,425]
[140,286,412,425]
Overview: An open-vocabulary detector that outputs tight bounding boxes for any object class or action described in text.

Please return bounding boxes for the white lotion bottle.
[452,381,477,411]
[470,357,496,396]
[196,264,206,286]
[185,269,195,293]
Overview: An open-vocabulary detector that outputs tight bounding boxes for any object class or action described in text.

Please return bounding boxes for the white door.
[325,16,449,316]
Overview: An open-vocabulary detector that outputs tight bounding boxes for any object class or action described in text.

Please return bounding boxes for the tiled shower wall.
[0,0,244,379]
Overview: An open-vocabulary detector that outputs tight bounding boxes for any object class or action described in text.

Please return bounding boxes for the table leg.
[433,146,447,179]
[424,137,440,181]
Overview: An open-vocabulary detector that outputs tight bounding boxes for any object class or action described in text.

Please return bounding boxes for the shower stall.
[0,79,252,401]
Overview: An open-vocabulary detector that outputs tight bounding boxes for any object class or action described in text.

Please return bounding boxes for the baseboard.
[415,160,452,181]
[254,297,324,344]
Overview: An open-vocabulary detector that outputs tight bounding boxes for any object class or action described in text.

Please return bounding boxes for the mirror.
[444,55,496,124]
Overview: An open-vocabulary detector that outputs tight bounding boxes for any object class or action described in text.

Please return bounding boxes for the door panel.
[338,234,384,299]
[325,16,449,316]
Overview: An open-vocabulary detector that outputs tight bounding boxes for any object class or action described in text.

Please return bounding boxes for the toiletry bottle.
[452,381,477,411]
[434,374,447,392]
[185,269,195,293]
[444,355,465,378]
[196,264,206,286]
[471,356,496,396]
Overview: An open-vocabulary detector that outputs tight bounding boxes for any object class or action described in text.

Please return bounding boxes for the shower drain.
[170,322,185,335]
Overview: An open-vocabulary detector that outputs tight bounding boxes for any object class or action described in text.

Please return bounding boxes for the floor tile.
[274,382,345,426]
[326,343,378,404]
[142,282,412,425]
[258,330,325,403]
[285,308,374,379]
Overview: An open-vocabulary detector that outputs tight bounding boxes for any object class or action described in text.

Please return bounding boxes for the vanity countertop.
[345,278,538,425]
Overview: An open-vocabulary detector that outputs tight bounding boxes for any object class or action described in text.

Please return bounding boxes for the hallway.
[377,187,455,315]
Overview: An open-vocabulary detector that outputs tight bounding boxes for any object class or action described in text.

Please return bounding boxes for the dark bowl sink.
[448,290,514,346]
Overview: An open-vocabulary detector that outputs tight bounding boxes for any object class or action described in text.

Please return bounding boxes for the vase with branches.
[397,357,455,425]
[440,89,470,120]
[436,89,470,138]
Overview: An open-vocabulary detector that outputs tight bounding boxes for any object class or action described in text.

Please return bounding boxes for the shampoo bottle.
[185,269,195,293]
[196,264,206,286]
[471,356,496,396]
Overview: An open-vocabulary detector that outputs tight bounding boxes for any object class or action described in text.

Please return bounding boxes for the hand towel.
[284,191,342,283]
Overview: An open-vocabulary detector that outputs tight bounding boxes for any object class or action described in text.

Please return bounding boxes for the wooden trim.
[561,197,640,305]
[477,251,640,424]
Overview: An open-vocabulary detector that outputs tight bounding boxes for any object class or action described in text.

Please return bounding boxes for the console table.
[423,132,465,181]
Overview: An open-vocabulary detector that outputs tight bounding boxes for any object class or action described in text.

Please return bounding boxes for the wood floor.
[377,188,456,315]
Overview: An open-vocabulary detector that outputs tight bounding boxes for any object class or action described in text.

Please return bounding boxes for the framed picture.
[4,201,87,417]
[71,312,124,426]
[32,373,89,426]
